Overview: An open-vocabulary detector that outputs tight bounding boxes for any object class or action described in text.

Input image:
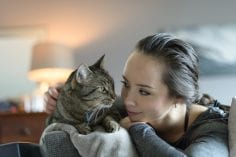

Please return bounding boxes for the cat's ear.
[76,63,92,83]
[91,54,105,69]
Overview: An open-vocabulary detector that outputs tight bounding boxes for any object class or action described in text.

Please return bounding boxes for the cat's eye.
[139,89,150,96]
[102,87,107,93]
[98,87,107,93]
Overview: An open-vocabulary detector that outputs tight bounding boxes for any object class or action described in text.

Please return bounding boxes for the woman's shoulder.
[172,103,229,150]
[194,105,228,121]
[178,105,229,147]
[189,104,228,131]
[188,104,208,127]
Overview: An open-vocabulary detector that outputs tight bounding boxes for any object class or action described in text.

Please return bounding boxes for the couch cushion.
[40,131,80,157]
[229,96,236,157]
[0,142,42,157]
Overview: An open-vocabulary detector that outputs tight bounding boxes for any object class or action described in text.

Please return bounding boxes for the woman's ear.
[174,97,185,105]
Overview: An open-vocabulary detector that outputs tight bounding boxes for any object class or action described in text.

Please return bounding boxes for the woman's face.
[121,52,175,122]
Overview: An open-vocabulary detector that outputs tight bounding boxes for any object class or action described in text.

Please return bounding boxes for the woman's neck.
[149,104,187,142]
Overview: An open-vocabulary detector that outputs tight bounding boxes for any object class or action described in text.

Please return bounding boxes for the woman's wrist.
[128,122,155,133]
[119,116,146,129]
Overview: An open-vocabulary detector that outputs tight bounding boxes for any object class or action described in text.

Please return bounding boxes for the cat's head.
[65,55,116,109]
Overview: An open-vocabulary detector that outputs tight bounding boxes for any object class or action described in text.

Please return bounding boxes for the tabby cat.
[46,55,121,134]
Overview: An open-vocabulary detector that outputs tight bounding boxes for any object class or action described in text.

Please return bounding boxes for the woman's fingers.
[43,87,59,114]
[48,86,59,100]
[44,104,55,114]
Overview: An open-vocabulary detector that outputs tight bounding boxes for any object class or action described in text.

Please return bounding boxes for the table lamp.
[28,42,74,84]
[27,42,74,112]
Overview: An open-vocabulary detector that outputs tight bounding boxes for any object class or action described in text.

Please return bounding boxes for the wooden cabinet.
[0,112,48,144]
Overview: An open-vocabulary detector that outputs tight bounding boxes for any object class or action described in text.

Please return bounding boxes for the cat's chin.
[103,99,115,107]
[104,103,113,108]
[94,103,111,109]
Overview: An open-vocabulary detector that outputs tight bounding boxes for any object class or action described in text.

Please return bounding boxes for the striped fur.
[46,55,121,134]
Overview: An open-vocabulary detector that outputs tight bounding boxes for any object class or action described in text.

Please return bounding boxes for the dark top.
[128,106,229,157]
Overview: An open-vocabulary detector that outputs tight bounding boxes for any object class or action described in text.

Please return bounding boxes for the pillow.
[229,96,236,157]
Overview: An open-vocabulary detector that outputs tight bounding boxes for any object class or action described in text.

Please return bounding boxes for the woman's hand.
[120,116,146,130]
[43,86,60,114]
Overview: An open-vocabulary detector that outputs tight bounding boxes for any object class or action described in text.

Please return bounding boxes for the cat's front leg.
[75,123,92,134]
[103,115,120,133]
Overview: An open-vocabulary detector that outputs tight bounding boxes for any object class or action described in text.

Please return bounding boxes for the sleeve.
[128,123,186,157]
[129,122,229,157]
[183,122,229,157]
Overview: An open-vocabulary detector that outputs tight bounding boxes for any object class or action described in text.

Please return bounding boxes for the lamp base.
[24,82,49,112]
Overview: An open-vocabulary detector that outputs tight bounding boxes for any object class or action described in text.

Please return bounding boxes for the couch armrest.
[0,142,42,157]
[40,131,81,157]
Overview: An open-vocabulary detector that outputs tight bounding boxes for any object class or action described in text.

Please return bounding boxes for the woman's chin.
[128,114,145,122]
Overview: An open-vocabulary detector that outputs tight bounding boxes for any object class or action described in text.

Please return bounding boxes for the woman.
[44,33,229,157]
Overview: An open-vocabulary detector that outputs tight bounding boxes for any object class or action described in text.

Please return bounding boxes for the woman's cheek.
[121,86,126,98]
[144,101,161,114]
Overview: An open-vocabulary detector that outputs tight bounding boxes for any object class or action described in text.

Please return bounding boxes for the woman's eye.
[120,80,128,88]
[139,89,150,96]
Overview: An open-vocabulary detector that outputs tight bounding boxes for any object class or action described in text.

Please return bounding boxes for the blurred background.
[0,0,236,112]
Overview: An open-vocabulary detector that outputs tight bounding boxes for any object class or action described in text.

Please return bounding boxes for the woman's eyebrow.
[123,75,155,89]
[136,84,155,89]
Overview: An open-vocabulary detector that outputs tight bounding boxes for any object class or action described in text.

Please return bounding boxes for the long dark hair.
[135,33,199,106]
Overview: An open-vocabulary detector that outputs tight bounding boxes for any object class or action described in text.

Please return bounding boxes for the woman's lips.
[127,110,142,116]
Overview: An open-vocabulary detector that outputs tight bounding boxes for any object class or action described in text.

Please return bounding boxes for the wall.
[0,0,235,104]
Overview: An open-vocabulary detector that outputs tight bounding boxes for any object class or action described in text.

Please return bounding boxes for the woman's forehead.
[123,52,164,86]
[126,52,163,71]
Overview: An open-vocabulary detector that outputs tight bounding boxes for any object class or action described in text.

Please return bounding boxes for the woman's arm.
[129,123,186,157]
[129,122,229,157]
[183,121,229,157]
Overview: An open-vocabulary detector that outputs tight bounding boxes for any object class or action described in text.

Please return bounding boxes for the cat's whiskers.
[94,107,101,123]
[88,104,109,124]
[86,110,96,124]
[86,105,102,124]
[94,105,105,123]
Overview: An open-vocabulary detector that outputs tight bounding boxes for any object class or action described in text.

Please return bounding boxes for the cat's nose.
[111,93,117,101]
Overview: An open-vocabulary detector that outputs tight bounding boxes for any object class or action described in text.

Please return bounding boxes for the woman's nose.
[122,90,135,107]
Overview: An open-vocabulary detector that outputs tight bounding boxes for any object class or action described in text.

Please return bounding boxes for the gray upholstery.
[40,131,81,157]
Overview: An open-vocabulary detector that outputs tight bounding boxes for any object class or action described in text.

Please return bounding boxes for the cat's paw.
[76,124,92,135]
[57,123,77,133]
[105,120,120,133]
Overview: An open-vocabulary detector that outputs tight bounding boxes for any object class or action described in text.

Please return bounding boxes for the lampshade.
[28,42,74,85]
